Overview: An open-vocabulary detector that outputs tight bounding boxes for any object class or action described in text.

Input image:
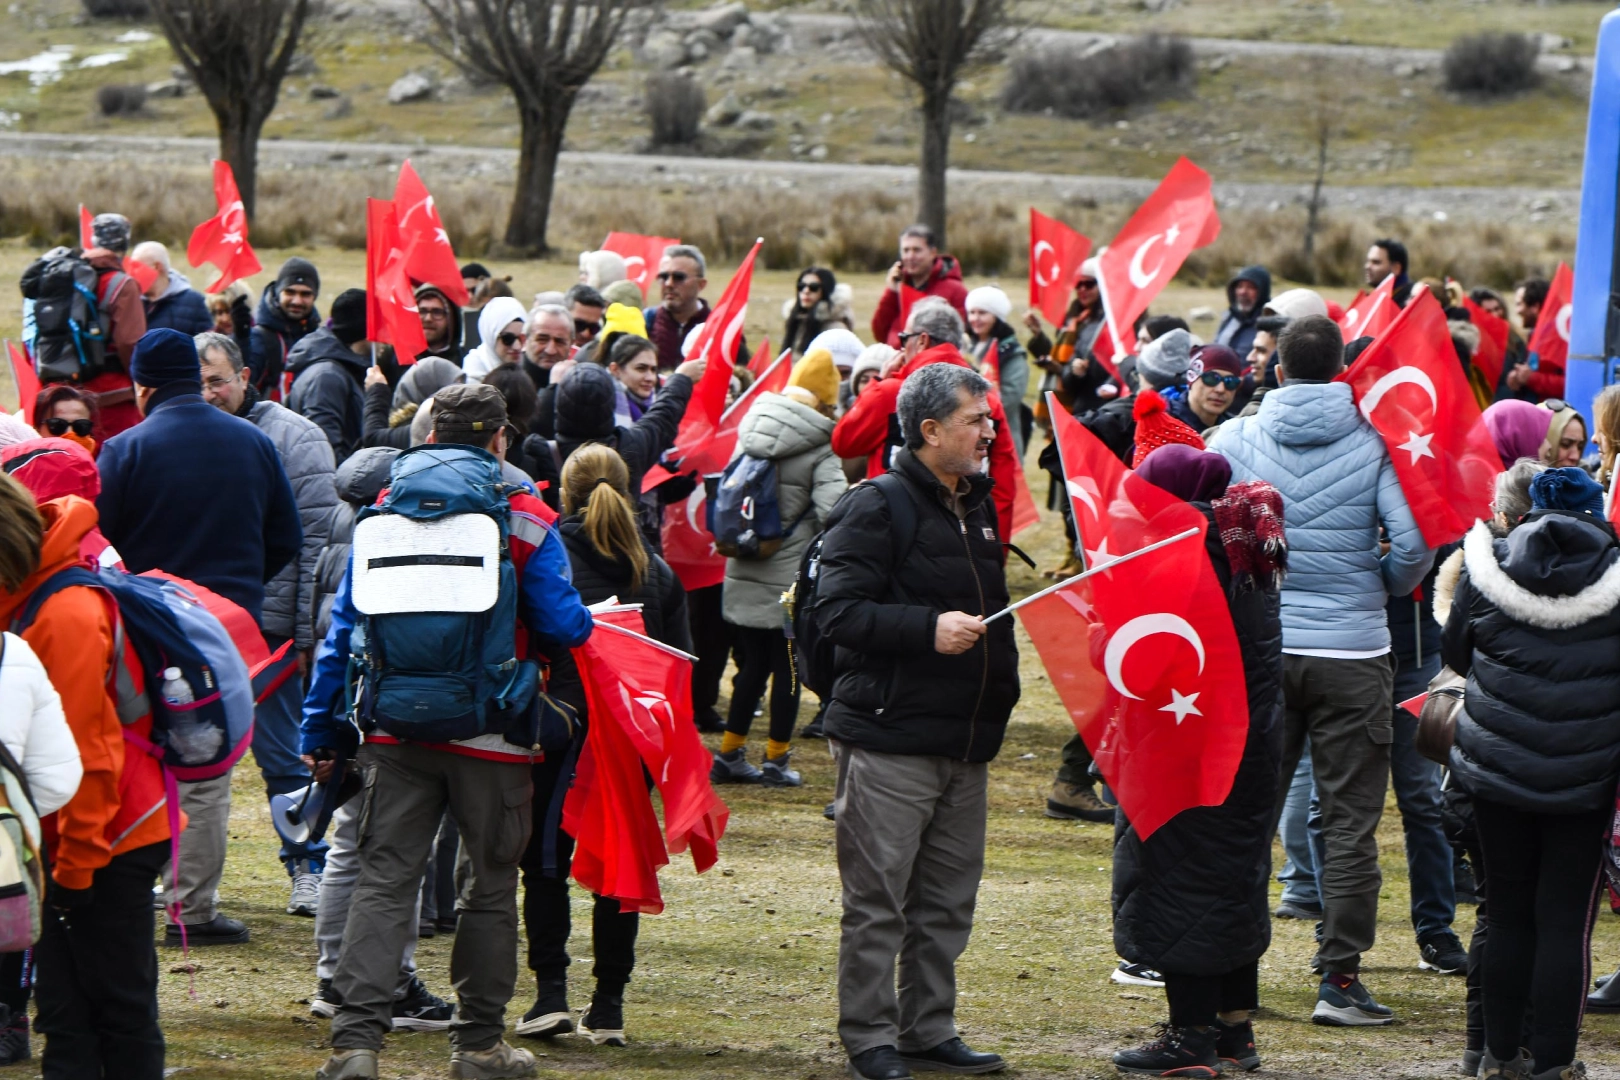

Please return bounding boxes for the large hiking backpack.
[19,248,123,384]
[349,445,540,744]
[10,567,257,781]
[782,472,918,699]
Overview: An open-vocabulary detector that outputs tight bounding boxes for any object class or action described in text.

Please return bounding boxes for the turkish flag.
[78,204,93,251]
[1026,391,1247,839]
[897,283,927,339]
[394,161,470,307]
[980,340,1001,388]
[120,257,158,294]
[186,160,262,294]
[1525,262,1573,399]
[1096,158,1220,351]
[1338,275,1396,343]
[661,487,726,590]
[641,348,791,493]
[1029,210,1092,328]
[8,341,40,426]
[1090,319,1126,384]
[365,199,430,363]
[746,338,775,378]
[672,240,761,463]
[1462,295,1510,395]
[1338,288,1498,547]
[602,231,680,298]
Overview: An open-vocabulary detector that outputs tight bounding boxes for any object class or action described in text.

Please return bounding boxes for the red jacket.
[830,342,1017,541]
[871,256,969,347]
[83,249,147,438]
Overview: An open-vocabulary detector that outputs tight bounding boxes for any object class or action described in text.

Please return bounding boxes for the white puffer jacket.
[0,632,83,816]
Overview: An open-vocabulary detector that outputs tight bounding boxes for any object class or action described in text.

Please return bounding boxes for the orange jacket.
[0,497,172,889]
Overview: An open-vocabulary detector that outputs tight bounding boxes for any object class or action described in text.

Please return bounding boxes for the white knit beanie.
[965,286,1011,322]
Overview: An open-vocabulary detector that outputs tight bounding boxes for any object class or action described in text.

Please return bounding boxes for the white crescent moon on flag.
[1128,233,1166,289]
[686,486,706,535]
[1358,367,1438,423]
[625,255,647,285]
[1065,477,1098,517]
[719,305,747,364]
[1556,302,1573,343]
[1103,613,1206,701]
[1033,241,1058,287]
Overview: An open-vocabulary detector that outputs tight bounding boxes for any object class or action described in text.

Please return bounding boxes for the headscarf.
[1135,444,1231,503]
[461,296,530,381]
[1484,399,1552,468]
[392,356,465,410]
[1542,404,1584,463]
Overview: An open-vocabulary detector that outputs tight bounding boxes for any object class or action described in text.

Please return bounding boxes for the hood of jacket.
[392,356,465,409]
[899,340,971,380]
[926,255,964,288]
[0,495,97,625]
[148,268,195,309]
[254,281,321,339]
[334,446,400,506]
[1255,381,1364,448]
[1463,514,1620,629]
[414,284,464,360]
[737,393,834,461]
[286,327,368,377]
[1226,265,1272,315]
[559,515,637,588]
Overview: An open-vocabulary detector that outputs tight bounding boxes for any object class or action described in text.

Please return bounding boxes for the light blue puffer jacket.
[1209,381,1433,653]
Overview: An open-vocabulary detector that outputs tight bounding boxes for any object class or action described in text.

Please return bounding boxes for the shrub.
[645,73,705,147]
[95,84,147,117]
[81,0,150,15]
[1442,32,1540,96]
[1001,34,1195,119]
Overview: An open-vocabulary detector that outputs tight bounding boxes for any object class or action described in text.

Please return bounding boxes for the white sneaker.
[287,871,321,917]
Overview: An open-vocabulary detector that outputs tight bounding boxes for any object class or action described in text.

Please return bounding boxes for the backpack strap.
[9,567,102,636]
[866,471,920,569]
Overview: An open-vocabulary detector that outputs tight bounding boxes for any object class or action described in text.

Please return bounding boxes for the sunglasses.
[574,318,602,335]
[897,330,924,345]
[1197,372,1242,390]
[44,417,93,437]
[1075,279,1099,289]
[1540,398,1570,412]
[656,271,689,284]
[798,280,823,293]
[498,332,526,348]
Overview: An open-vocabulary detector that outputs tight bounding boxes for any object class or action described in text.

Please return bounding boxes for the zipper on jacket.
[959,515,988,760]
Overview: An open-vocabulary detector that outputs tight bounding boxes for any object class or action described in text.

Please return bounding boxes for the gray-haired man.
[813,363,1020,1080]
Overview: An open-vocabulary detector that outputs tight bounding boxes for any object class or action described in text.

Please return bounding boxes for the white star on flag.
[1398,430,1435,463]
[1165,222,1181,245]
[435,228,450,246]
[1160,689,1202,725]
[1085,538,1119,572]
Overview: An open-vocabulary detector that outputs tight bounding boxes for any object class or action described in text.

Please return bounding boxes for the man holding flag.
[1208,315,1434,1026]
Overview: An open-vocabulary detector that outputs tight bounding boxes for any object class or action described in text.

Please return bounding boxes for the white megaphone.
[271,761,361,848]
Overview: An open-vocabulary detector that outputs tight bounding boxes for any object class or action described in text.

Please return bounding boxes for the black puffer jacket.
[815,450,1019,762]
[1111,507,1284,977]
[1441,513,1620,813]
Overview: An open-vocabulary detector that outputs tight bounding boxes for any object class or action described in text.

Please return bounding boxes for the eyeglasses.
[574,318,602,336]
[798,280,822,294]
[656,271,689,284]
[1197,372,1243,390]
[201,371,242,393]
[44,417,93,437]
[418,306,449,320]
[498,332,526,348]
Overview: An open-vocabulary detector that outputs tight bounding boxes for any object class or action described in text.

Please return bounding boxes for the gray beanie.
[1137,328,1193,390]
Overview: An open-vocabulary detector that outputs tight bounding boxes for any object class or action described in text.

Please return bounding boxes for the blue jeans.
[251,638,328,875]
[1304,654,1454,941]
[1277,739,1319,906]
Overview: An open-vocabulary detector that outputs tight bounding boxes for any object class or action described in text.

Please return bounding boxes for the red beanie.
[1131,388,1205,468]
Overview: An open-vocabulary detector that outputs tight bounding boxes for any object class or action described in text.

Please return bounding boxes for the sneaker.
[711,748,762,784]
[824,801,837,821]
[448,1040,538,1079]
[849,1045,912,1080]
[1419,931,1468,976]
[0,1012,29,1065]
[287,868,321,917]
[1110,961,1165,988]
[1590,964,1620,1012]
[800,713,826,739]
[578,991,626,1047]
[1045,781,1116,822]
[515,979,572,1039]
[1214,1018,1259,1072]
[392,975,454,1031]
[694,707,727,734]
[164,914,250,947]
[1530,1064,1587,1080]
[418,919,437,938]
[760,750,803,787]
[1274,899,1324,920]
[436,915,459,934]
[316,1048,379,1080]
[1478,1048,1532,1079]
[1312,975,1395,1026]
[1112,1022,1220,1077]
[1461,1048,1483,1076]
[311,977,343,1019]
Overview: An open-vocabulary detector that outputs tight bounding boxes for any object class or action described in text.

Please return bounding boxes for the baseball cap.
[431,383,507,436]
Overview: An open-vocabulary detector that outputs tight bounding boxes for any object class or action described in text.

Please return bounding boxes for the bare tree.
[1302,89,1339,271]
[855,0,1015,249]
[419,0,652,254]
[150,0,311,222]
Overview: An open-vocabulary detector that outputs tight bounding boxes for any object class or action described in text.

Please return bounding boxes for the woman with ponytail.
[516,443,689,1050]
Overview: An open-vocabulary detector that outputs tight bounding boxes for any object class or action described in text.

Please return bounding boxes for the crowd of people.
[0,210,1612,1080]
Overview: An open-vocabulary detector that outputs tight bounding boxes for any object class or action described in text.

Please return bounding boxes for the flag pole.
[981,526,1200,625]
[592,617,701,663]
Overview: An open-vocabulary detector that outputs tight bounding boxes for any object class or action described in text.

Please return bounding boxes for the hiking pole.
[981,527,1200,625]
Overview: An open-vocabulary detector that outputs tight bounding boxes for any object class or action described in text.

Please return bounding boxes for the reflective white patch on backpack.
[352,513,500,615]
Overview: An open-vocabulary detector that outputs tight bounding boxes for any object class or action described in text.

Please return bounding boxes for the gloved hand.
[47,879,92,913]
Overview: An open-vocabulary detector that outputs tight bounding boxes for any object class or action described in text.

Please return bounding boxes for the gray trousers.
[163,773,231,924]
[1274,653,1394,975]
[330,743,533,1052]
[834,742,988,1056]
[315,799,418,986]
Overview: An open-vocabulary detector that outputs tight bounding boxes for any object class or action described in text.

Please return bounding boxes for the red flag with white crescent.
[603,231,681,298]
[671,240,761,463]
[78,204,93,251]
[7,341,40,426]
[1337,288,1498,547]
[1029,209,1092,327]
[661,487,726,591]
[186,160,263,294]
[1096,158,1220,353]
[1338,274,1396,343]
[394,161,470,307]
[365,199,430,363]
[1462,295,1510,394]
[1525,261,1573,399]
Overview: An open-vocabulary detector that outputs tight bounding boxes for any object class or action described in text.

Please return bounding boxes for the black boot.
[1214,1018,1260,1072]
[1588,964,1620,1013]
[580,986,626,1046]
[1113,1023,1220,1078]
[515,977,572,1038]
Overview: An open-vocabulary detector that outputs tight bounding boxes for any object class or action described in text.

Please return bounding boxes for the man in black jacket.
[815,363,1019,1080]
[287,289,371,464]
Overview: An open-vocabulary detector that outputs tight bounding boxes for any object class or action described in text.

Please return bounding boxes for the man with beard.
[249,258,323,399]
[1215,266,1271,360]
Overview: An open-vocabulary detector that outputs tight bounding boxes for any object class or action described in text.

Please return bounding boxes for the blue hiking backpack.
[348,445,540,744]
[709,454,814,560]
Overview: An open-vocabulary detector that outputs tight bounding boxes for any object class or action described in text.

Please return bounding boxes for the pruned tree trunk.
[1303,121,1329,264]
[217,110,266,223]
[506,103,571,253]
[918,91,952,250]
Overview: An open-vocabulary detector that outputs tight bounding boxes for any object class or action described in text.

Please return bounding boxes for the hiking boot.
[515,979,572,1039]
[315,1048,378,1080]
[579,990,627,1046]
[288,866,322,917]
[1530,1064,1586,1080]
[448,1041,537,1078]
[1110,961,1165,988]
[0,1009,28,1065]
[1112,1022,1220,1077]
[760,750,803,787]
[1589,964,1620,1012]
[1045,781,1116,822]
[1461,1049,1483,1076]
[711,748,762,784]
[694,707,727,734]
[849,1046,913,1080]
[164,914,249,947]
[1312,974,1395,1026]
[898,1036,1005,1073]
[1214,1018,1259,1072]
[392,975,454,1031]
[310,977,342,1019]
[1419,930,1468,976]
[1273,898,1323,920]
[1478,1049,1532,1079]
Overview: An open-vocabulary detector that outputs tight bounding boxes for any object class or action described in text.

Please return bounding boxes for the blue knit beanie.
[1528,466,1606,517]
[129,328,201,389]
